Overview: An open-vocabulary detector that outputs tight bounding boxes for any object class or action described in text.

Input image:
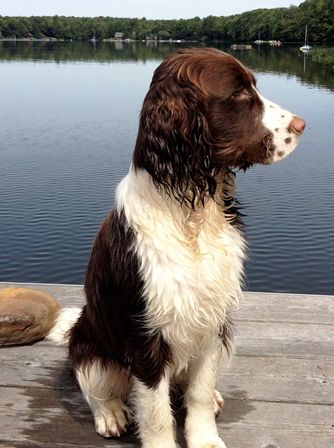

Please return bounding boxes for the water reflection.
[1,41,333,91]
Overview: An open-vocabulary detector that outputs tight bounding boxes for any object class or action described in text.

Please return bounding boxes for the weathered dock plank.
[2,282,334,324]
[0,282,333,448]
[0,385,333,448]
[1,345,333,405]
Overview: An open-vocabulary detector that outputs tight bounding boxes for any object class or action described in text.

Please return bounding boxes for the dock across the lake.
[0,282,333,448]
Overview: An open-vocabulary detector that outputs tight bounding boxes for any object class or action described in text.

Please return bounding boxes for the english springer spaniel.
[50,48,305,448]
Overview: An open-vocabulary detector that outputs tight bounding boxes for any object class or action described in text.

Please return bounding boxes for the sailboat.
[90,33,98,43]
[300,25,311,52]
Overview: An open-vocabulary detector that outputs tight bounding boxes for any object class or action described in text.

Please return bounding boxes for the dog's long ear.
[133,69,217,209]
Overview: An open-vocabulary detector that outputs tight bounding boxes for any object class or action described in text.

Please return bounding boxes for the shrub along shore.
[309,48,334,68]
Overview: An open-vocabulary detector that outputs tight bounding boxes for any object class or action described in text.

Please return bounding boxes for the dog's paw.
[200,444,226,448]
[213,389,224,416]
[94,399,132,438]
[198,437,227,448]
[189,435,226,448]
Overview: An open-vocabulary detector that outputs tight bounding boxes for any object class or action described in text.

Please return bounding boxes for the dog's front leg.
[133,368,178,448]
[185,340,226,448]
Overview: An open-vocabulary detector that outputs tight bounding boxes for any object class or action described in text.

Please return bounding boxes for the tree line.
[0,0,333,42]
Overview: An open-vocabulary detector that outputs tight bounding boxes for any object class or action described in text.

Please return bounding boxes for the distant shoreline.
[0,2,333,44]
[1,37,64,42]
[1,37,326,45]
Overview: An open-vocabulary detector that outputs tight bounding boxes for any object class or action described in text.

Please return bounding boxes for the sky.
[1,0,304,20]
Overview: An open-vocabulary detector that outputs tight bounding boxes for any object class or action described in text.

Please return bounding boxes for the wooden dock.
[0,282,333,448]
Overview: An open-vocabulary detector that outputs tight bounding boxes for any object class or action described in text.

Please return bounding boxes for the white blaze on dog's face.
[259,91,306,163]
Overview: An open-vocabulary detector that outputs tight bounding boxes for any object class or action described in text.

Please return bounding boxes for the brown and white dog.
[49,48,305,448]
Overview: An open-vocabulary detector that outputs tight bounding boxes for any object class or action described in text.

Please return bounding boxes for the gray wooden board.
[0,282,334,447]
[2,282,334,324]
[0,345,333,405]
[0,385,333,448]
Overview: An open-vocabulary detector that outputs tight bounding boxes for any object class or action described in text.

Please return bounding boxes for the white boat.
[300,25,311,52]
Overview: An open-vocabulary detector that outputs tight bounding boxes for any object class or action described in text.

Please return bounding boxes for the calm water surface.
[0,41,333,294]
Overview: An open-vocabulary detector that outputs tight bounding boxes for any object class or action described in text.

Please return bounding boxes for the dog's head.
[133,48,305,208]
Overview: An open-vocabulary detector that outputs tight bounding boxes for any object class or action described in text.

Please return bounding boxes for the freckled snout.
[260,93,306,163]
[288,116,306,135]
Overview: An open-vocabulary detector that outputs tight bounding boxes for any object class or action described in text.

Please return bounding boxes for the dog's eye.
[231,88,250,99]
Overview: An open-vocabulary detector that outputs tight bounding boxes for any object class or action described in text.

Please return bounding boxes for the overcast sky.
[1,0,303,19]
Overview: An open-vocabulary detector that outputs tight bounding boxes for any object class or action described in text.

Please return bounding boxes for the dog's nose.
[288,116,306,135]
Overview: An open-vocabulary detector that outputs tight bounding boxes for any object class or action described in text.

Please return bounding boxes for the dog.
[49,48,305,448]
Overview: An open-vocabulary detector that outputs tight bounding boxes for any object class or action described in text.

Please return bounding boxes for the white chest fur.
[117,169,246,369]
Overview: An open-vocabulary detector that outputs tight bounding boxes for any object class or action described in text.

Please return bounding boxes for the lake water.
[0,41,333,294]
